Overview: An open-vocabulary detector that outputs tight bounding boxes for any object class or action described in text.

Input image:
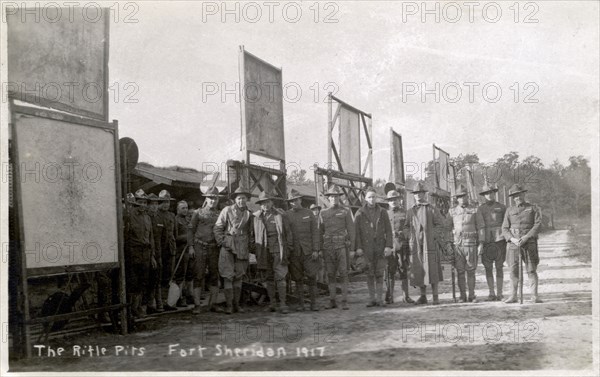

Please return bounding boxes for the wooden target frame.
[9,102,127,358]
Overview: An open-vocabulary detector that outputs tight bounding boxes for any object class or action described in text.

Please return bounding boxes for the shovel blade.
[166,281,181,307]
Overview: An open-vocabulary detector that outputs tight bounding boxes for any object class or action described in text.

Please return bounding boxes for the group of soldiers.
[122,179,543,319]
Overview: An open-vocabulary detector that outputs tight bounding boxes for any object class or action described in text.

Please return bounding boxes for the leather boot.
[224,288,233,314]
[267,282,277,312]
[277,280,288,314]
[432,283,440,305]
[504,279,519,303]
[208,286,223,313]
[401,280,414,303]
[309,282,319,311]
[156,285,164,311]
[326,283,337,309]
[415,286,427,305]
[192,287,203,314]
[529,272,542,303]
[375,276,385,306]
[366,276,376,307]
[341,277,349,310]
[485,267,497,301]
[233,284,245,313]
[467,271,477,302]
[133,294,145,318]
[457,271,467,302]
[496,274,504,301]
[296,281,305,311]
[186,281,195,305]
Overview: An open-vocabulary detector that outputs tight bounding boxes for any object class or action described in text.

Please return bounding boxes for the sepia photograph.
[0,1,598,375]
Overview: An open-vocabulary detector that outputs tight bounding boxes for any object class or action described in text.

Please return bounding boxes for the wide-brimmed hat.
[385,190,402,201]
[230,186,251,199]
[324,186,343,196]
[479,184,499,196]
[508,184,528,197]
[408,182,428,194]
[134,189,148,200]
[454,185,469,198]
[256,191,277,204]
[147,193,161,202]
[158,189,175,201]
[203,186,220,197]
[287,188,303,201]
[309,204,321,211]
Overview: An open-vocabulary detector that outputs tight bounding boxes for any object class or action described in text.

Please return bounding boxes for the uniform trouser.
[218,247,249,289]
[367,255,387,302]
[262,241,289,307]
[187,242,220,287]
[324,245,348,302]
[482,241,507,295]
[162,247,176,286]
[125,246,151,295]
[454,243,478,298]
[506,240,539,296]
[147,255,163,308]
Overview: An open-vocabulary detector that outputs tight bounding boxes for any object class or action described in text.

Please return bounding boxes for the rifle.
[437,239,457,303]
[519,246,524,305]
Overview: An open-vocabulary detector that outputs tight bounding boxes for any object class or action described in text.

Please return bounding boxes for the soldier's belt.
[324,235,347,242]
[194,239,217,247]
[510,228,533,236]
[459,231,478,240]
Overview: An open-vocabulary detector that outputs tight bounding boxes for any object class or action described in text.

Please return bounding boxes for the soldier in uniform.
[214,186,254,314]
[145,193,165,313]
[124,189,156,318]
[310,204,327,285]
[158,190,177,288]
[319,186,355,310]
[253,191,292,314]
[447,185,484,303]
[187,187,223,314]
[355,188,393,307]
[385,189,415,304]
[502,184,543,304]
[404,182,446,305]
[173,200,192,308]
[477,184,507,301]
[286,189,321,311]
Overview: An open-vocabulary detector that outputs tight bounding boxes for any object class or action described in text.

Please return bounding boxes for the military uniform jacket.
[188,206,219,246]
[175,213,189,249]
[125,206,155,260]
[253,208,292,269]
[477,201,507,243]
[214,204,254,260]
[501,202,542,241]
[159,209,176,255]
[148,211,164,259]
[286,207,320,256]
[355,204,393,260]
[448,204,484,246]
[388,207,409,250]
[319,205,355,250]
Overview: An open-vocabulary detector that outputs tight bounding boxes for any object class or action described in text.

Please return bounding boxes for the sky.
[108,1,599,181]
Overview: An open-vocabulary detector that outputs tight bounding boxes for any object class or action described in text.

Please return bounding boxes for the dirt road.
[10,230,595,372]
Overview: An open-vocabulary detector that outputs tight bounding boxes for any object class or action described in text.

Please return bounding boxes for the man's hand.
[151,256,157,270]
[477,243,484,256]
[519,236,529,245]
[384,247,393,257]
[510,237,520,246]
[312,251,319,261]
[188,246,195,259]
[356,249,364,257]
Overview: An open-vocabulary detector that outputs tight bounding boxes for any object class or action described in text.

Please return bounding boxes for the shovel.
[167,246,188,307]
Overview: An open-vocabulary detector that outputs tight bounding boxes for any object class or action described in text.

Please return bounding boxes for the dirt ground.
[9,229,596,373]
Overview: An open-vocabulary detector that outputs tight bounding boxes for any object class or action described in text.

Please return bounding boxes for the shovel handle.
[169,245,188,283]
